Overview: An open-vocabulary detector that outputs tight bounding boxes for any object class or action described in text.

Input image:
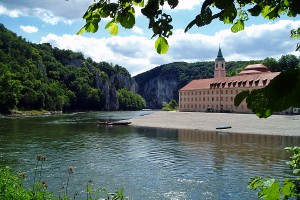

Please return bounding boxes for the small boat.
[216,125,232,129]
[97,121,131,125]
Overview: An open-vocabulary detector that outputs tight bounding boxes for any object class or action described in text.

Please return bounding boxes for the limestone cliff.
[95,72,137,110]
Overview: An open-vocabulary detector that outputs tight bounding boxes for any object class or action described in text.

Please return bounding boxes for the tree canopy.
[79,0,300,54]
[0,23,140,113]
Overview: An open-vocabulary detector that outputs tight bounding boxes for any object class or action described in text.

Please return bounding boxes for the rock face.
[95,72,137,110]
[136,73,179,109]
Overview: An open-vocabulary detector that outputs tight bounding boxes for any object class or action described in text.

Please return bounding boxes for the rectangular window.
[212,91,214,95]
[203,91,205,95]
[203,97,205,101]
[199,91,201,95]
[236,90,238,94]
[226,97,228,101]
[231,90,233,94]
[226,90,228,94]
[212,97,214,101]
[208,91,210,95]
[216,91,218,95]
[221,90,223,94]
[221,97,223,101]
[216,97,218,101]
[231,97,233,101]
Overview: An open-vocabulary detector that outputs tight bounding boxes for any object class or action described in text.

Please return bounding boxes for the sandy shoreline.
[130,111,300,136]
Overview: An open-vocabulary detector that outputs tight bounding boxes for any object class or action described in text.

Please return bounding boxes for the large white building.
[178,48,280,113]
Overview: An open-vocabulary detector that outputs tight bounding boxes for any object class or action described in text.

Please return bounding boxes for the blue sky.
[0,0,300,76]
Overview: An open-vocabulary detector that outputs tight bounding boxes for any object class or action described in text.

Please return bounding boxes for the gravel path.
[130,111,300,136]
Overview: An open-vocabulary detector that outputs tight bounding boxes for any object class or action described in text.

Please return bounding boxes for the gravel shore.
[130,111,300,136]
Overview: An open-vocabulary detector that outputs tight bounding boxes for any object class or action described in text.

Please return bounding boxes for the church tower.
[214,46,226,78]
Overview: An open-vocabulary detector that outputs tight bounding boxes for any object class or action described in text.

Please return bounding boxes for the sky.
[0,0,300,76]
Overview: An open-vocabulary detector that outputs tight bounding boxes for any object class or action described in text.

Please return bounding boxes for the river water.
[0,111,299,199]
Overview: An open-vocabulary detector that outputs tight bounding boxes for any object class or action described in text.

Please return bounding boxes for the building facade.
[178,48,280,113]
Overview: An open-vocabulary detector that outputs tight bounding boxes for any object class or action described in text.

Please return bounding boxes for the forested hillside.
[0,24,144,114]
[134,60,262,108]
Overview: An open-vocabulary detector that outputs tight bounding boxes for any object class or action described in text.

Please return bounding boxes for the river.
[0,111,299,199]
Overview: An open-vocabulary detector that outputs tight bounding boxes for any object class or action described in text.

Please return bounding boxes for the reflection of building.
[178,48,280,113]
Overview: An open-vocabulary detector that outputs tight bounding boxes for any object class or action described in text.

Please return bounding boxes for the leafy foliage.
[80,0,300,53]
[234,68,300,118]
[248,146,300,199]
[117,88,146,110]
[0,158,127,200]
[162,99,178,111]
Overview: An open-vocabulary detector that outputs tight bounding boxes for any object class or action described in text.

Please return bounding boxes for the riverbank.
[130,111,300,136]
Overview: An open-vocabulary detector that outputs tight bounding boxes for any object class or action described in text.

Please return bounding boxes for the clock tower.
[214,47,226,78]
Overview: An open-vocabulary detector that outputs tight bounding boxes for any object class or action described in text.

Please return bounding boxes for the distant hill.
[134,60,262,109]
[0,23,141,113]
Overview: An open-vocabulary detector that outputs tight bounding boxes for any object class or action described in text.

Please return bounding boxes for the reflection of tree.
[178,129,300,165]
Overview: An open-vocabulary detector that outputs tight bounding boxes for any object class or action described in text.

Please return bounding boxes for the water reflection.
[0,112,300,200]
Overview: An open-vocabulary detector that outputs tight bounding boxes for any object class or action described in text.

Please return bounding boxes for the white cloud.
[41,34,158,76]
[0,5,21,18]
[20,25,38,33]
[0,1,91,24]
[40,19,300,76]
[132,26,143,34]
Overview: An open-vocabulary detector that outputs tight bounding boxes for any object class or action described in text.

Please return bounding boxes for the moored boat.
[97,121,131,125]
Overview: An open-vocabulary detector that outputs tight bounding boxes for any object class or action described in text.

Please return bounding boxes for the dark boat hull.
[97,121,131,125]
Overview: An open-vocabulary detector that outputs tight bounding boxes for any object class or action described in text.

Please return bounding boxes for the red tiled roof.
[179,72,280,91]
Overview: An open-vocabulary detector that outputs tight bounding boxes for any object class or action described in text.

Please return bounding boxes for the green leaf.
[231,19,244,33]
[248,177,263,190]
[168,0,179,9]
[77,26,86,35]
[281,178,295,197]
[107,22,118,35]
[215,0,234,10]
[221,4,237,24]
[234,90,249,107]
[85,22,98,33]
[248,5,262,16]
[155,36,169,54]
[119,11,135,29]
[260,179,281,200]
[293,169,300,174]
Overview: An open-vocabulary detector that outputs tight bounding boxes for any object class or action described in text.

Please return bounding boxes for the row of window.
[181,104,245,110]
[181,96,235,102]
[181,89,240,96]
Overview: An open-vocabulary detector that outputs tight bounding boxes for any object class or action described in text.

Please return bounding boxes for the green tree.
[80,0,300,54]
[278,54,300,71]
[0,71,22,113]
[162,99,178,111]
[117,89,146,110]
[262,57,279,72]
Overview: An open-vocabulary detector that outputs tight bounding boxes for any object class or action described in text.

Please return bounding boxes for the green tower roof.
[216,47,224,61]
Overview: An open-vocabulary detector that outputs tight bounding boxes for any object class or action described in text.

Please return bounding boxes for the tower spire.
[214,46,226,78]
[216,46,224,61]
